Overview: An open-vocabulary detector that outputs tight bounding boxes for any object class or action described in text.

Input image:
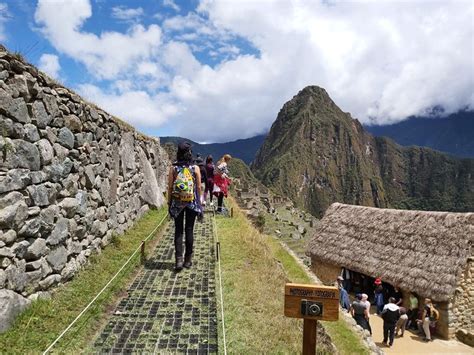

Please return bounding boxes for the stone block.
[0,289,30,333]
[46,246,67,273]
[0,201,28,229]
[47,217,69,246]
[29,100,51,128]
[38,274,61,290]
[57,127,75,149]
[25,238,49,260]
[0,88,30,123]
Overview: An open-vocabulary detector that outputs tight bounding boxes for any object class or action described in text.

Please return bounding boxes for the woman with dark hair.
[167,142,202,271]
[204,155,215,205]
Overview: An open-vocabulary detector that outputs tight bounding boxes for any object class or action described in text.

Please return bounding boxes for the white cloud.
[38,53,61,79]
[78,84,178,128]
[185,0,474,135]
[111,6,144,22]
[35,0,161,80]
[163,0,180,12]
[0,2,9,41]
[33,0,474,142]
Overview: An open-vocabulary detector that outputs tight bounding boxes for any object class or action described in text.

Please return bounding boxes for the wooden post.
[302,319,317,355]
[216,242,220,261]
[230,207,234,217]
[140,241,145,264]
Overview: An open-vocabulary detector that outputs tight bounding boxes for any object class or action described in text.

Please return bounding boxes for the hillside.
[365,111,474,158]
[160,135,266,164]
[252,86,474,217]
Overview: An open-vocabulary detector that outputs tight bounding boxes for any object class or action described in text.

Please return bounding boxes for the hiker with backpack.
[204,155,215,206]
[195,154,207,206]
[167,142,203,271]
[213,154,232,213]
[418,298,439,341]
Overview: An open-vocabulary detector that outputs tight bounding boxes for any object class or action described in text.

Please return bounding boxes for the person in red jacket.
[213,154,232,213]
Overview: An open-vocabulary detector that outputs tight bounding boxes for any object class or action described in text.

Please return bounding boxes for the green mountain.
[160,135,266,164]
[252,86,474,217]
[365,111,474,158]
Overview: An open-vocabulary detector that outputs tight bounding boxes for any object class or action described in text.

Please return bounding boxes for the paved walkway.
[369,308,472,354]
[93,212,218,354]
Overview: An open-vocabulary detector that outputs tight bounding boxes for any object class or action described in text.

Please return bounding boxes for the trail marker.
[284,283,339,355]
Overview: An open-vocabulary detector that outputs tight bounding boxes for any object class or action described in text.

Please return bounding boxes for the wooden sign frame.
[284,283,339,321]
[284,283,339,355]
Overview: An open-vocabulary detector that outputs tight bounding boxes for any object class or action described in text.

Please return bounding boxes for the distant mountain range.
[365,111,474,158]
[160,135,267,164]
[251,86,474,216]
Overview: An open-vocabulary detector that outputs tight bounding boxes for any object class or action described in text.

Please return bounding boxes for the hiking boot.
[184,254,193,268]
[175,257,184,271]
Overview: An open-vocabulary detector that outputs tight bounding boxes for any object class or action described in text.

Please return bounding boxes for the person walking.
[419,298,438,341]
[337,276,351,311]
[213,154,232,213]
[350,294,371,332]
[374,278,385,315]
[395,307,409,337]
[167,142,203,271]
[381,297,401,347]
[407,292,419,330]
[361,293,372,335]
[195,154,207,206]
[204,155,215,206]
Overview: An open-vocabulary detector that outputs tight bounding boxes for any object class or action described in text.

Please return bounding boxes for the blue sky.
[1,0,473,142]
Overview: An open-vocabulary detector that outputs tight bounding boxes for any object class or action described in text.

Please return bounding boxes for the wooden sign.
[284,283,339,321]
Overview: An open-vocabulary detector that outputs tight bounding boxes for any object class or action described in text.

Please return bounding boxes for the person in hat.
[374,278,385,315]
[337,276,350,311]
[167,142,203,271]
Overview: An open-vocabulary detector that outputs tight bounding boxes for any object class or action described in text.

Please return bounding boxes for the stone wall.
[310,258,341,285]
[450,258,474,346]
[0,47,169,331]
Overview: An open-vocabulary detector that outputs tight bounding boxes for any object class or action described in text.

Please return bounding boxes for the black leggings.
[217,193,224,210]
[174,208,197,258]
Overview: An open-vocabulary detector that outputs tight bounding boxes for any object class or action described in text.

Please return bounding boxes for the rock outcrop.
[252,86,474,216]
[0,46,169,331]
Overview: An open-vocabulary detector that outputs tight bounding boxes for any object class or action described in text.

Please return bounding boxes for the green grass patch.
[0,208,168,354]
[216,198,368,354]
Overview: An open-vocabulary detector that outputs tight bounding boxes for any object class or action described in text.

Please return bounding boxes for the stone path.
[93,212,218,354]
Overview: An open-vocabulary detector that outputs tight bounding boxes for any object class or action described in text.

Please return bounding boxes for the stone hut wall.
[310,258,341,285]
[450,258,474,346]
[0,47,169,331]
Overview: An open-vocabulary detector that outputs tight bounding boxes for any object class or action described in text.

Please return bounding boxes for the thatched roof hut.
[306,203,474,302]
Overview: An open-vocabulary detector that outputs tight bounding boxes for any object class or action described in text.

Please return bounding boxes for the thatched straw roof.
[306,203,474,301]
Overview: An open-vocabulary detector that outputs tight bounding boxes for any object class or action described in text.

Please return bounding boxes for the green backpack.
[172,166,195,202]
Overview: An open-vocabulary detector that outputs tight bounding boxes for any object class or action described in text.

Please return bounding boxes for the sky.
[1,0,473,143]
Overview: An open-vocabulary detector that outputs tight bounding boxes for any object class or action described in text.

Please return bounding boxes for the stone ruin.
[0,46,169,331]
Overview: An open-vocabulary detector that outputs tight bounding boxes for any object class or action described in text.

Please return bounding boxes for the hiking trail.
[93,212,218,354]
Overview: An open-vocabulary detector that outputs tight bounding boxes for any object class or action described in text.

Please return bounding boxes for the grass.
[216,198,369,354]
[0,207,168,354]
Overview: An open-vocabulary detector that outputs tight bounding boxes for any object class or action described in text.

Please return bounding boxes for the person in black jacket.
[381,297,400,347]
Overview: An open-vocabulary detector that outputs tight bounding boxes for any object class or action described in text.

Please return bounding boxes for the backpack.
[172,166,195,202]
[429,305,440,321]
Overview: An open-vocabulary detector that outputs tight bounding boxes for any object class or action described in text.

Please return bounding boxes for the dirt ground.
[368,308,472,354]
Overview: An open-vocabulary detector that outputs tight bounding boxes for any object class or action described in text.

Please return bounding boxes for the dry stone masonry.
[0,46,169,331]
